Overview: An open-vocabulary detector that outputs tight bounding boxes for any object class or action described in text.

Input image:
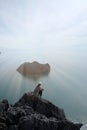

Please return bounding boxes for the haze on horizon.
[0,0,87,50]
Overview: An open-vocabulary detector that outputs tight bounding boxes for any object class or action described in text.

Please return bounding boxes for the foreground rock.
[0,92,82,130]
[80,124,87,130]
[17,61,50,76]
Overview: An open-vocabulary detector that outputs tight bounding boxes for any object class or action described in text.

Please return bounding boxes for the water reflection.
[18,72,50,81]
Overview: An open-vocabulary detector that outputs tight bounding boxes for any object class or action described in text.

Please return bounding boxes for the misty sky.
[0,0,87,49]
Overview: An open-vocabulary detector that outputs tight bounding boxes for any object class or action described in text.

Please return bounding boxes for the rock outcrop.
[80,124,87,130]
[17,61,50,76]
[0,92,82,130]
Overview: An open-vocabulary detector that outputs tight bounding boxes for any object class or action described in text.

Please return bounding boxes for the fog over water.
[0,0,87,125]
[0,47,87,124]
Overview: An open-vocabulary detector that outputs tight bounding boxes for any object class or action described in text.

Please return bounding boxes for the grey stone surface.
[0,92,83,130]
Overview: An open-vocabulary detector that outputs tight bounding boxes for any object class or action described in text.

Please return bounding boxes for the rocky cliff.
[0,92,82,130]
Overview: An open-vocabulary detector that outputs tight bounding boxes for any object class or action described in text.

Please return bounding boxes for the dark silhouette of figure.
[38,89,43,97]
[33,82,44,97]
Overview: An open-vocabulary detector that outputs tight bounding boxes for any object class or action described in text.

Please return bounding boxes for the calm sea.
[0,46,87,124]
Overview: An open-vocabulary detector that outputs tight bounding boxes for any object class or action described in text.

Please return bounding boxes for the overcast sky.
[0,0,87,49]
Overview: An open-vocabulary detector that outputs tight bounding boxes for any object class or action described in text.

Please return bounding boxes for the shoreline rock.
[0,92,83,130]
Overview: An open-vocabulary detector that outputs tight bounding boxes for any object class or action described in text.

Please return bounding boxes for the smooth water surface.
[0,47,87,124]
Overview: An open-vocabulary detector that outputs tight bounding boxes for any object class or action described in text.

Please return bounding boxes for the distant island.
[17,61,50,76]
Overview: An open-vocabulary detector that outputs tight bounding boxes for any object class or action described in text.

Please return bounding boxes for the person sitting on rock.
[38,87,44,97]
[33,82,44,97]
